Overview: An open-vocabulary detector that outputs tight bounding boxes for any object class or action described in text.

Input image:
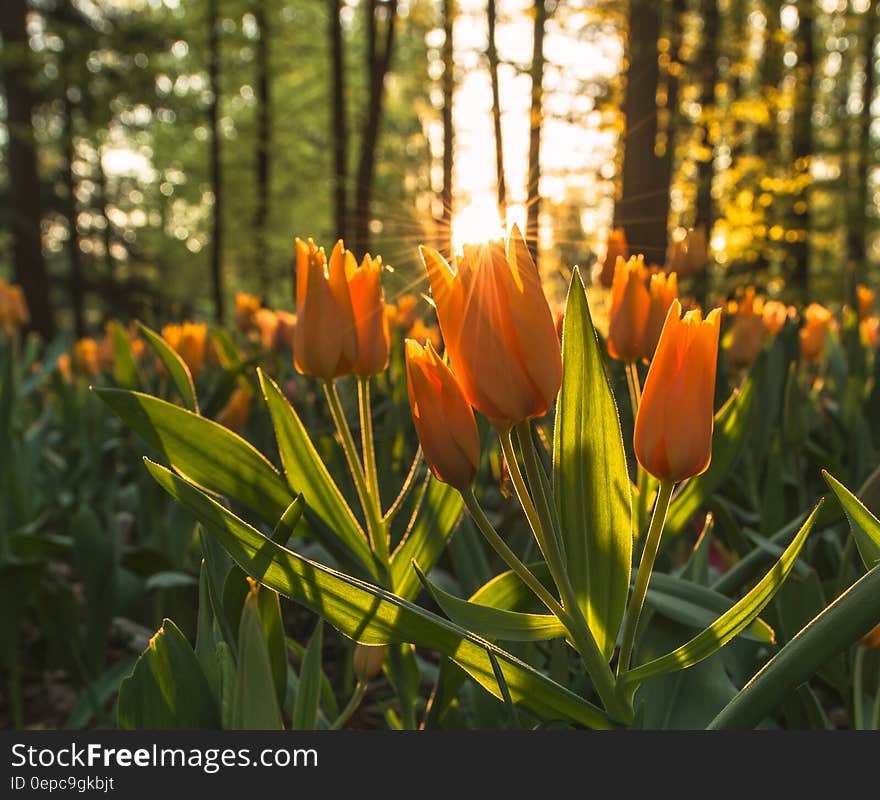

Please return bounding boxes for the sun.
[451,194,507,255]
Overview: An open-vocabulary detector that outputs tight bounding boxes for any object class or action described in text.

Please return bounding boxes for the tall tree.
[61,88,85,337]
[440,0,454,256]
[0,0,55,338]
[613,0,673,264]
[254,0,271,297]
[526,0,548,263]
[695,0,718,233]
[207,0,225,322]
[329,0,348,243]
[487,0,506,219]
[352,0,399,256]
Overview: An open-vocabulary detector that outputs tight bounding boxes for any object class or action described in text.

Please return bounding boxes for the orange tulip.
[861,317,880,349]
[857,285,875,321]
[726,288,766,369]
[593,227,628,288]
[215,386,253,432]
[162,321,208,376]
[862,621,880,649]
[253,308,279,351]
[274,310,297,350]
[407,318,442,349]
[293,238,357,380]
[235,292,262,333]
[348,253,390,376]
[762,300,790,336]
[799,303,833,363]
[392,294,419,329]
[0,279,29,335]
[405,339,480,490]
[419,225,561,427]
[57,353,74,384]
[608,255,650,363]
[74,338,100,378]
[642,271,678,360]
[634,300,722,483]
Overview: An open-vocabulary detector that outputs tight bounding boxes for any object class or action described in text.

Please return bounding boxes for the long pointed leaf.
[146,460,614,729]
[824,470,880,570]
[622,501,822,689]
[553,268,631,659]
[138,322,199,412]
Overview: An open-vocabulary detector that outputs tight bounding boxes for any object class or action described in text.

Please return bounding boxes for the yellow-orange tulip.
[253,308,278,351]
[0,279,29,335]
[293,238,357,380]
[857,285,875,321]
[348,253,390,376]
[392,294,419,329]
[608,255,650,363]
[405,339,480,490]
[274,310,297,350]
[762,300,790,336]
[235,292,262,333]
[727,288,766,369]
[162,321,208,376]
[634,300,722,483]
[642,271,678,360]
[419,225,561,426]
[57,353,74,384]
[215,386,253,432]
[861,317,880,349]
[593,227,628,289]
[799,303,833,363]
[74,338,100,378]
[407,318,442,349]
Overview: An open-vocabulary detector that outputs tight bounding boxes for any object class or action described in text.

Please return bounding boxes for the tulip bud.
[215,386,253,432]
[74,338,100,378]
[642,271,678,360]
[857,285,875,321]
[592,227,628,288]
[726,288,765,369]
[762,300,790,336]
[235,292,262,333]
[353,644,386,682]
[293,238,358,379]
[608,255,650,363]
[634,300,722,483]
[348,253,391,376]
[799,303,833,363]
[405,339,480,490]
[419,225,561,426]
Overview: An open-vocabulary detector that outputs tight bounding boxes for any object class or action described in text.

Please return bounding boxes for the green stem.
[384,447,423,522]
[462,490,565,618]
[626,361,642,413]
[509,424,628,722]
[357,377,389,564]
[323,381,388,568]
[330,682,368,730]
[854,645,867,730]
[618,479,675,675]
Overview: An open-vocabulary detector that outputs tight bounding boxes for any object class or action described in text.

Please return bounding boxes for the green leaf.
[622,501,822,690]
[415,563,566,642]
[111,321,140,389]
[709,562,880,729]
[147,460,613,729]
[390,476,464,600]
[117,619,219,730]
[232,587,284,730]
[258,371,374,574]
[98,388,292,526]
[552,268,632,659]
[469,561,553,611]
[823,470,880,570]
[138,322,198,412]
[645,573,775,644]
[665,376,756,538]
[292,620,324,730]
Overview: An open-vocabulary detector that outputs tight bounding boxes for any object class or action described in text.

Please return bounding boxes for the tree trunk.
[440,0,455,256]
[207,0,225,322]
[329,0,348,243]
[254,0,271,297]
[352,0,399,256]
[487,0,506,218]
[613,0,673,265]
[526,0,547,264]
[0,0,55,338]
[695,0,718,231]
[791,3,814,296]
[62,91,85,337]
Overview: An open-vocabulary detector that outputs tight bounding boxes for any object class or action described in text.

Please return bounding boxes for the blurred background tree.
[2,0,879,337]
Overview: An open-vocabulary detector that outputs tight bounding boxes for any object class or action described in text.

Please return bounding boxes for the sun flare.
[450,193,527,255]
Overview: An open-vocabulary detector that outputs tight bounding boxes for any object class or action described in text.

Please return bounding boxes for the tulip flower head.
[857,285,875,321]
[762,300,790,336]
[348,253,391,376]
[634,300,722,483]
[419,225,561,427]
[405,339,480,491]
[162,321,208,376]
[74,338,100,378]
[0,279,29,335]
[235,293,262,333]
[799,303,833,363]
[642,271,678,360]
[608,255,650,363]
[726,287,766,369]
[593,227,629,289]
[293,238,358,380]
[216,386,253,432]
